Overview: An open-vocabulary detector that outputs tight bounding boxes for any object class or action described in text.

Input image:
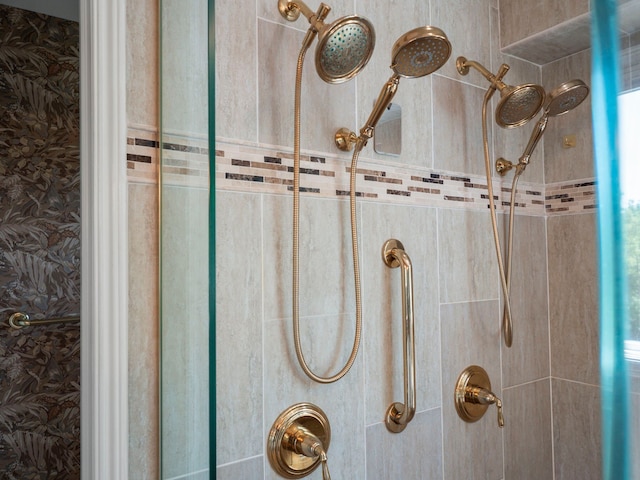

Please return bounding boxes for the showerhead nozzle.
[495,83,546,128]
[315,15,375,84]
[545,79,590,117]
[390,26,451,78]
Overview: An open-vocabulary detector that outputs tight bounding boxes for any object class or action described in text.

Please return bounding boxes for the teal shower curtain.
[590,0,631,478]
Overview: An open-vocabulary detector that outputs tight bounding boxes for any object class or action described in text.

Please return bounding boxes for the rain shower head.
[278,0,375,84]
[544,79,590,117]
[456,57,545,128]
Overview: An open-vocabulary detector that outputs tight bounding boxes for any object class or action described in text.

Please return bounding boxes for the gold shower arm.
[382,239,416,433]
[456,57,510,90]
[8,312,80,329]
[278,0,331,29]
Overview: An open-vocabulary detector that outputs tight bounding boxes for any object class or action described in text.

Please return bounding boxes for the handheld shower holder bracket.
[334,127,357,152]
[495,157,514,176]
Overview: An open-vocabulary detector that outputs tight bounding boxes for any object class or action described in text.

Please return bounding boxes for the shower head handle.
[518,114,549,166]
[359,74,401,140]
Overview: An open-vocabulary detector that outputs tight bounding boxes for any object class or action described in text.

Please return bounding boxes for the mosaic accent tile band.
[126,129,597,216]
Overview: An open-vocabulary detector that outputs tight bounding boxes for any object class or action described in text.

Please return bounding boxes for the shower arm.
[457,57,510,91]
[279,0,331,31]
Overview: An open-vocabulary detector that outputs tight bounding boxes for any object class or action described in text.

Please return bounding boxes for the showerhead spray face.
[545,79,590,117]
[390,26,451,78]
[361,26,451,139]
[315,15,375,83]
[495,83,546,128]
[278,0,375,84]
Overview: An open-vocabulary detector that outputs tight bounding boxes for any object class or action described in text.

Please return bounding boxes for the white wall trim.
[80,0,129,477]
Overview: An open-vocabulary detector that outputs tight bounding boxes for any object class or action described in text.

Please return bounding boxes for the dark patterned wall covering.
[0,6,80,479]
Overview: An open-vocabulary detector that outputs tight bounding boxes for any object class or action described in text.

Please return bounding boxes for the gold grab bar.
[8,312,80,329]
[382,239,416,433]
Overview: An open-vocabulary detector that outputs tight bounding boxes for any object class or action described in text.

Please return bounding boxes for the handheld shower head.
[335,26,451,151]
[278,0,375,84]
[390,25,452,78]
[456,57,545,128]
[545,79,590,117]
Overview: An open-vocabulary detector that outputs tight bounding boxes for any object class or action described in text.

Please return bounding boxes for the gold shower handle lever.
[382,239,416,433]
[454,365,504,428]
[464,385,504,428]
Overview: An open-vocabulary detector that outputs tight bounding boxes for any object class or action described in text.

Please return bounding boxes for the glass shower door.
[160,0,211,478]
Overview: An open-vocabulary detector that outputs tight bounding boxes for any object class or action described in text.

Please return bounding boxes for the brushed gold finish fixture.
[456,56,545,128]
[492,79,589,348]
[336,26,451,152]
[277,0,375,84]
[382,239,416,433]
[285,0,375,384]
[8,312,80,329]
[267,403,332,479]
[454,365,504,428]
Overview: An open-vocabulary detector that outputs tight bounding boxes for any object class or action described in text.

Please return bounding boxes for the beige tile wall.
[125,0,612,478]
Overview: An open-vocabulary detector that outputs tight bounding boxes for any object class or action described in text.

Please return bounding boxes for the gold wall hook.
[267,403,332,478]
[334,127,357,151]
[454,365,504,428]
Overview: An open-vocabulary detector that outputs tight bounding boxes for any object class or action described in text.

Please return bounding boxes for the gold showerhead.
[456,56,545,128]
[278,0,375,84]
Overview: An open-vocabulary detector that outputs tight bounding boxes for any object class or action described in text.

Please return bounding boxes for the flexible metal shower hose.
[481,87,514,347]
[291,39,362,383]
[503,169,523,336]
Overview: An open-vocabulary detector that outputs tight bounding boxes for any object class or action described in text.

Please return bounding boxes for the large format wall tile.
[432,0,493,88]
[548,214,599,384]
[217,457,264,480]
[128,184,160,480]
[366,409,443,480]
[262,194,355,321]
[432,76,489,177]
[552,379,602,479]
[501,215,550,387]
[503,379,553,480]
[438,209,499,304]
[215,191,264,465]
[499,0,589,48]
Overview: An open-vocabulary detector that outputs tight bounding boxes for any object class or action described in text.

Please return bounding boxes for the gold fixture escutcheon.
[454,365,504,427]
[267,403,331,478]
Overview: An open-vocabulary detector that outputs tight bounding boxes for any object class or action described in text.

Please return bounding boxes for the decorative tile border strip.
[545,179,597,214]
[216,140,553,216]
[125,130,597,216]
